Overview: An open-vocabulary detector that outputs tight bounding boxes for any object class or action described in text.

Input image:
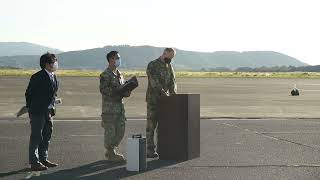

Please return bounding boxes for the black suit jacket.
[25,69,59,114]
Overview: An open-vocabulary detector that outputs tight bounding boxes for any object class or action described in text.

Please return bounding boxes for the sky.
[1,0,320,65]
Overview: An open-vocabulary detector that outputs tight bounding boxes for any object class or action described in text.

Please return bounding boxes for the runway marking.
[205,118,304,121]
[0,119,146,123]
[54,118,146,122]
[0,135,105,139]
[2,118,320,123]
[303,84,320,86]
[300,89,320,92]
[0,136,28,140]
[54,120,101,122]
[169,164,320,168]
[260,131,320,134]
[219,122,320,150]
[220,122,279,140]
[70,134,103,137]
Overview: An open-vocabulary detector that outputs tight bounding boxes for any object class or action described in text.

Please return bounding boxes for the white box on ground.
[126,134,147,171]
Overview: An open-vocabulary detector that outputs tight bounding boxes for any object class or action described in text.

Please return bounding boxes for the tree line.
[200,65,320,72]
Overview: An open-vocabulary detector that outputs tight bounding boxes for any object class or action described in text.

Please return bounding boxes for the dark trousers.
[29,110,53,165]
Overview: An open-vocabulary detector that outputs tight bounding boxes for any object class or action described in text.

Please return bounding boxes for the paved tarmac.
[1,118,320,180]
[1,76,320,179]
[1,76,320,119]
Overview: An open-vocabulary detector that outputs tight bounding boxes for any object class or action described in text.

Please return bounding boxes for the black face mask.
[164,58,172,64]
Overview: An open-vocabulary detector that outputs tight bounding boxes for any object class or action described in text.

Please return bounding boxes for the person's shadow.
[26,159,178,180]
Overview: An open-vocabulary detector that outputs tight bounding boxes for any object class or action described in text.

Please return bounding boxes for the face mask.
[115,58,121,67]
[164,58,172,64]
[52,62,58,71]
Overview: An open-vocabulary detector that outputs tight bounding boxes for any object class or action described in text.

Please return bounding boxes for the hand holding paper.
[16,97,62,118]
[16,106,28,118]
[120,76,139,92]
[55,98,62,105]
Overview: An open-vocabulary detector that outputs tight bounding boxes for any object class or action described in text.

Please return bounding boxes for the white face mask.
[115,58,121,68]
[52,62,58,71]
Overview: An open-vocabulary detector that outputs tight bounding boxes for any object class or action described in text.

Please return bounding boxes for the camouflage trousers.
[146,103,159,152]
[101,114,126,151]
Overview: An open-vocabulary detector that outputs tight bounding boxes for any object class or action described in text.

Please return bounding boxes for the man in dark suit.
[25,52,59,171]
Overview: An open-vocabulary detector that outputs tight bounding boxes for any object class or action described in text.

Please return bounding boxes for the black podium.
[157,94,200,161]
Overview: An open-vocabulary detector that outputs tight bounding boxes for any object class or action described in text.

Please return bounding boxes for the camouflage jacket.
[99,67,125,115]
[146,57,177,104]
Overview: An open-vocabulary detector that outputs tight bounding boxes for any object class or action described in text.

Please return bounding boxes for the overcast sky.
[1,0,319,65]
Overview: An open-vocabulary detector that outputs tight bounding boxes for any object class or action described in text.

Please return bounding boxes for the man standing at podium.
[146,48,177,158]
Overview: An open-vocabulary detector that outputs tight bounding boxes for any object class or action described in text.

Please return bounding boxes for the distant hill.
[0,42,63,56]
[0,44,308,70]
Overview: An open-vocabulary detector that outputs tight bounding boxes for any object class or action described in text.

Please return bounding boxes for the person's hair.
[40,52,56,69]
[164,48,176,54]
[106,51,119,62]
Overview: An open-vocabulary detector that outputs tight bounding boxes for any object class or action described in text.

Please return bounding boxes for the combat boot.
[105,148,125,162]
[147,150,159,158]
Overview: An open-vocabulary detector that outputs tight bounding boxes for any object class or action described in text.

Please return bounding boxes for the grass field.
[1,69,320,78]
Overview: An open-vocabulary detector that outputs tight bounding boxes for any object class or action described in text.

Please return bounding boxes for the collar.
[157,57,163,63]
[44,69,54,77]
[157,57,169,67]
[107,67,119,76]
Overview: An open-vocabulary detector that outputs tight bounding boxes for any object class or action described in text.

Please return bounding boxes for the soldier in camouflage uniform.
[146,48,177,158]
[100,51,131,162]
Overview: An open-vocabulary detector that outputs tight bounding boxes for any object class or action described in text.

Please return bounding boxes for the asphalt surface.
[1,76,320,119]
[1,76,320,179]
[1,118,320,180]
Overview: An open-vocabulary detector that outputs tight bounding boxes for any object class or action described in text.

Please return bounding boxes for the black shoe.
[30,163,48,171]
[40,160,58,168]
[147,151,159,158]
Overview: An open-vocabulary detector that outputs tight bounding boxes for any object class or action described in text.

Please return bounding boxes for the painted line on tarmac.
[0,119,146,123]
[303,84,320,86]
[70,134,103,137]
[54,119,146,122]
[0,119,287,124]
[54,120,100,122]
[206,118,291,121]
[1,118,319,123]
[55,119,291,122]
[300,89,320,92]
[219,122,320,150]
[260,131,320,134]
[170,164,320,168]
[0,136,28,140]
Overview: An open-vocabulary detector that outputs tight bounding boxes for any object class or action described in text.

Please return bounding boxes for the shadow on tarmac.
[0,168,30,178]
[21,159,178,179]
